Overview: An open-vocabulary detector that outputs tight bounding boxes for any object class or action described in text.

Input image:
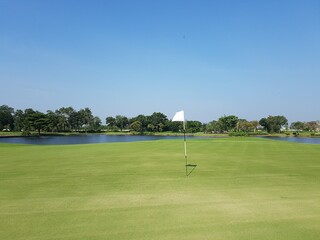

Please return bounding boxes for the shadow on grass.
[186,164,197,177]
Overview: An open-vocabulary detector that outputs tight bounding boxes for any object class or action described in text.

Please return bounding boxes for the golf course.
[1,137,320,239]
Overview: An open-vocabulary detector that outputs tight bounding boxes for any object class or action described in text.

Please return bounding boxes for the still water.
[0,135,187,145]
[0,135,319,145]
[259,136,320,144]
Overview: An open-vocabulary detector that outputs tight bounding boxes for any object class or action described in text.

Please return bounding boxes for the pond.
[259,136,320,144]
[1,135,319,145]
[0,134,190,145]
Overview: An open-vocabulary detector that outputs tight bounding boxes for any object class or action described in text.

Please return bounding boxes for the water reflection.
[0,134,189,145]
[259,136,320,144]
[1,135,319,145]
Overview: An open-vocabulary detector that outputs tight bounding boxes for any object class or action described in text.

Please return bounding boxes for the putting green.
[1,138,320,239]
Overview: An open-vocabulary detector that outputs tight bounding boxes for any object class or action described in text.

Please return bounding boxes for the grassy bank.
[0,131,23,137]
[1,138,320,239]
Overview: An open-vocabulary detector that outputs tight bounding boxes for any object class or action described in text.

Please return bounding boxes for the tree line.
[0,105,319,135]
[206,115,319,133]
[0,105,101,135]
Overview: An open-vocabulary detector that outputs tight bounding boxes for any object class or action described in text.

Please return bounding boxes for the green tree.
[271,116,288,132]
[13,109,24,131]
[130,120,143,133]
[147,123,155,132]
[186,121,202,133]
[290,121,305,133]
[69,111,81,131]
[0,105,14,130]
[150,112,168,132]
[218,115,239,132]
[237,119,252,132]
[205,120,224,133]
[46,110,61,132]
[22,108,36,134]
[55,107,75,131]
[250,120,259,132]
[78,108,94,132]
[106,116,116,129]
[89,116,102,131]
[27,111,48,135]
[115,115,129,131]
[259,115,288,133]
[130,114,148,132]
[168,121,182,132]
[259,118,268,131]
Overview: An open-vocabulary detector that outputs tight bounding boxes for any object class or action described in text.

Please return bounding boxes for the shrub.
[229,132,248,137]
[21,130,31,136]
[248,131,268,136]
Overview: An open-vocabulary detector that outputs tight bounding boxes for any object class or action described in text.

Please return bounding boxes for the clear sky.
[1,0,319,123]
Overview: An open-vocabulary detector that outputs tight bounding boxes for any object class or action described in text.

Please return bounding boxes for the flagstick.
[183,120,188,177]
[172,111,190,176]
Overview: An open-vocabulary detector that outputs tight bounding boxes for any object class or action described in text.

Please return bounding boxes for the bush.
[310,132,320,137]
[228,132,249,137]
[21,130,31,136]
[248,131,268,136]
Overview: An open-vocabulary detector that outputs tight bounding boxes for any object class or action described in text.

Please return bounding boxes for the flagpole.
[183,120,187,176]
[172,110,192,177]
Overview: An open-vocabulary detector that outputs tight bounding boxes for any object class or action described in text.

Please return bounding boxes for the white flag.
[172,110,185,122]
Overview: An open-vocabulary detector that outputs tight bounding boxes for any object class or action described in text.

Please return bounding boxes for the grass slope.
[1,138,320,239]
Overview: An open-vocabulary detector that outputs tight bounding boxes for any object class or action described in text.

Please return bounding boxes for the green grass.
[1,138,320,239]
[0,131,22,137]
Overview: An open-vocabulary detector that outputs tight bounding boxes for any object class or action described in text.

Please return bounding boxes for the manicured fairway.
[1,138,320,239]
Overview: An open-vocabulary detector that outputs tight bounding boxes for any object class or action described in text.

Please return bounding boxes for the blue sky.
[1,0,319,123]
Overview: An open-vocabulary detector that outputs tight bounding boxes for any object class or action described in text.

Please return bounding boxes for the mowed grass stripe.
[1,138,320,239]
